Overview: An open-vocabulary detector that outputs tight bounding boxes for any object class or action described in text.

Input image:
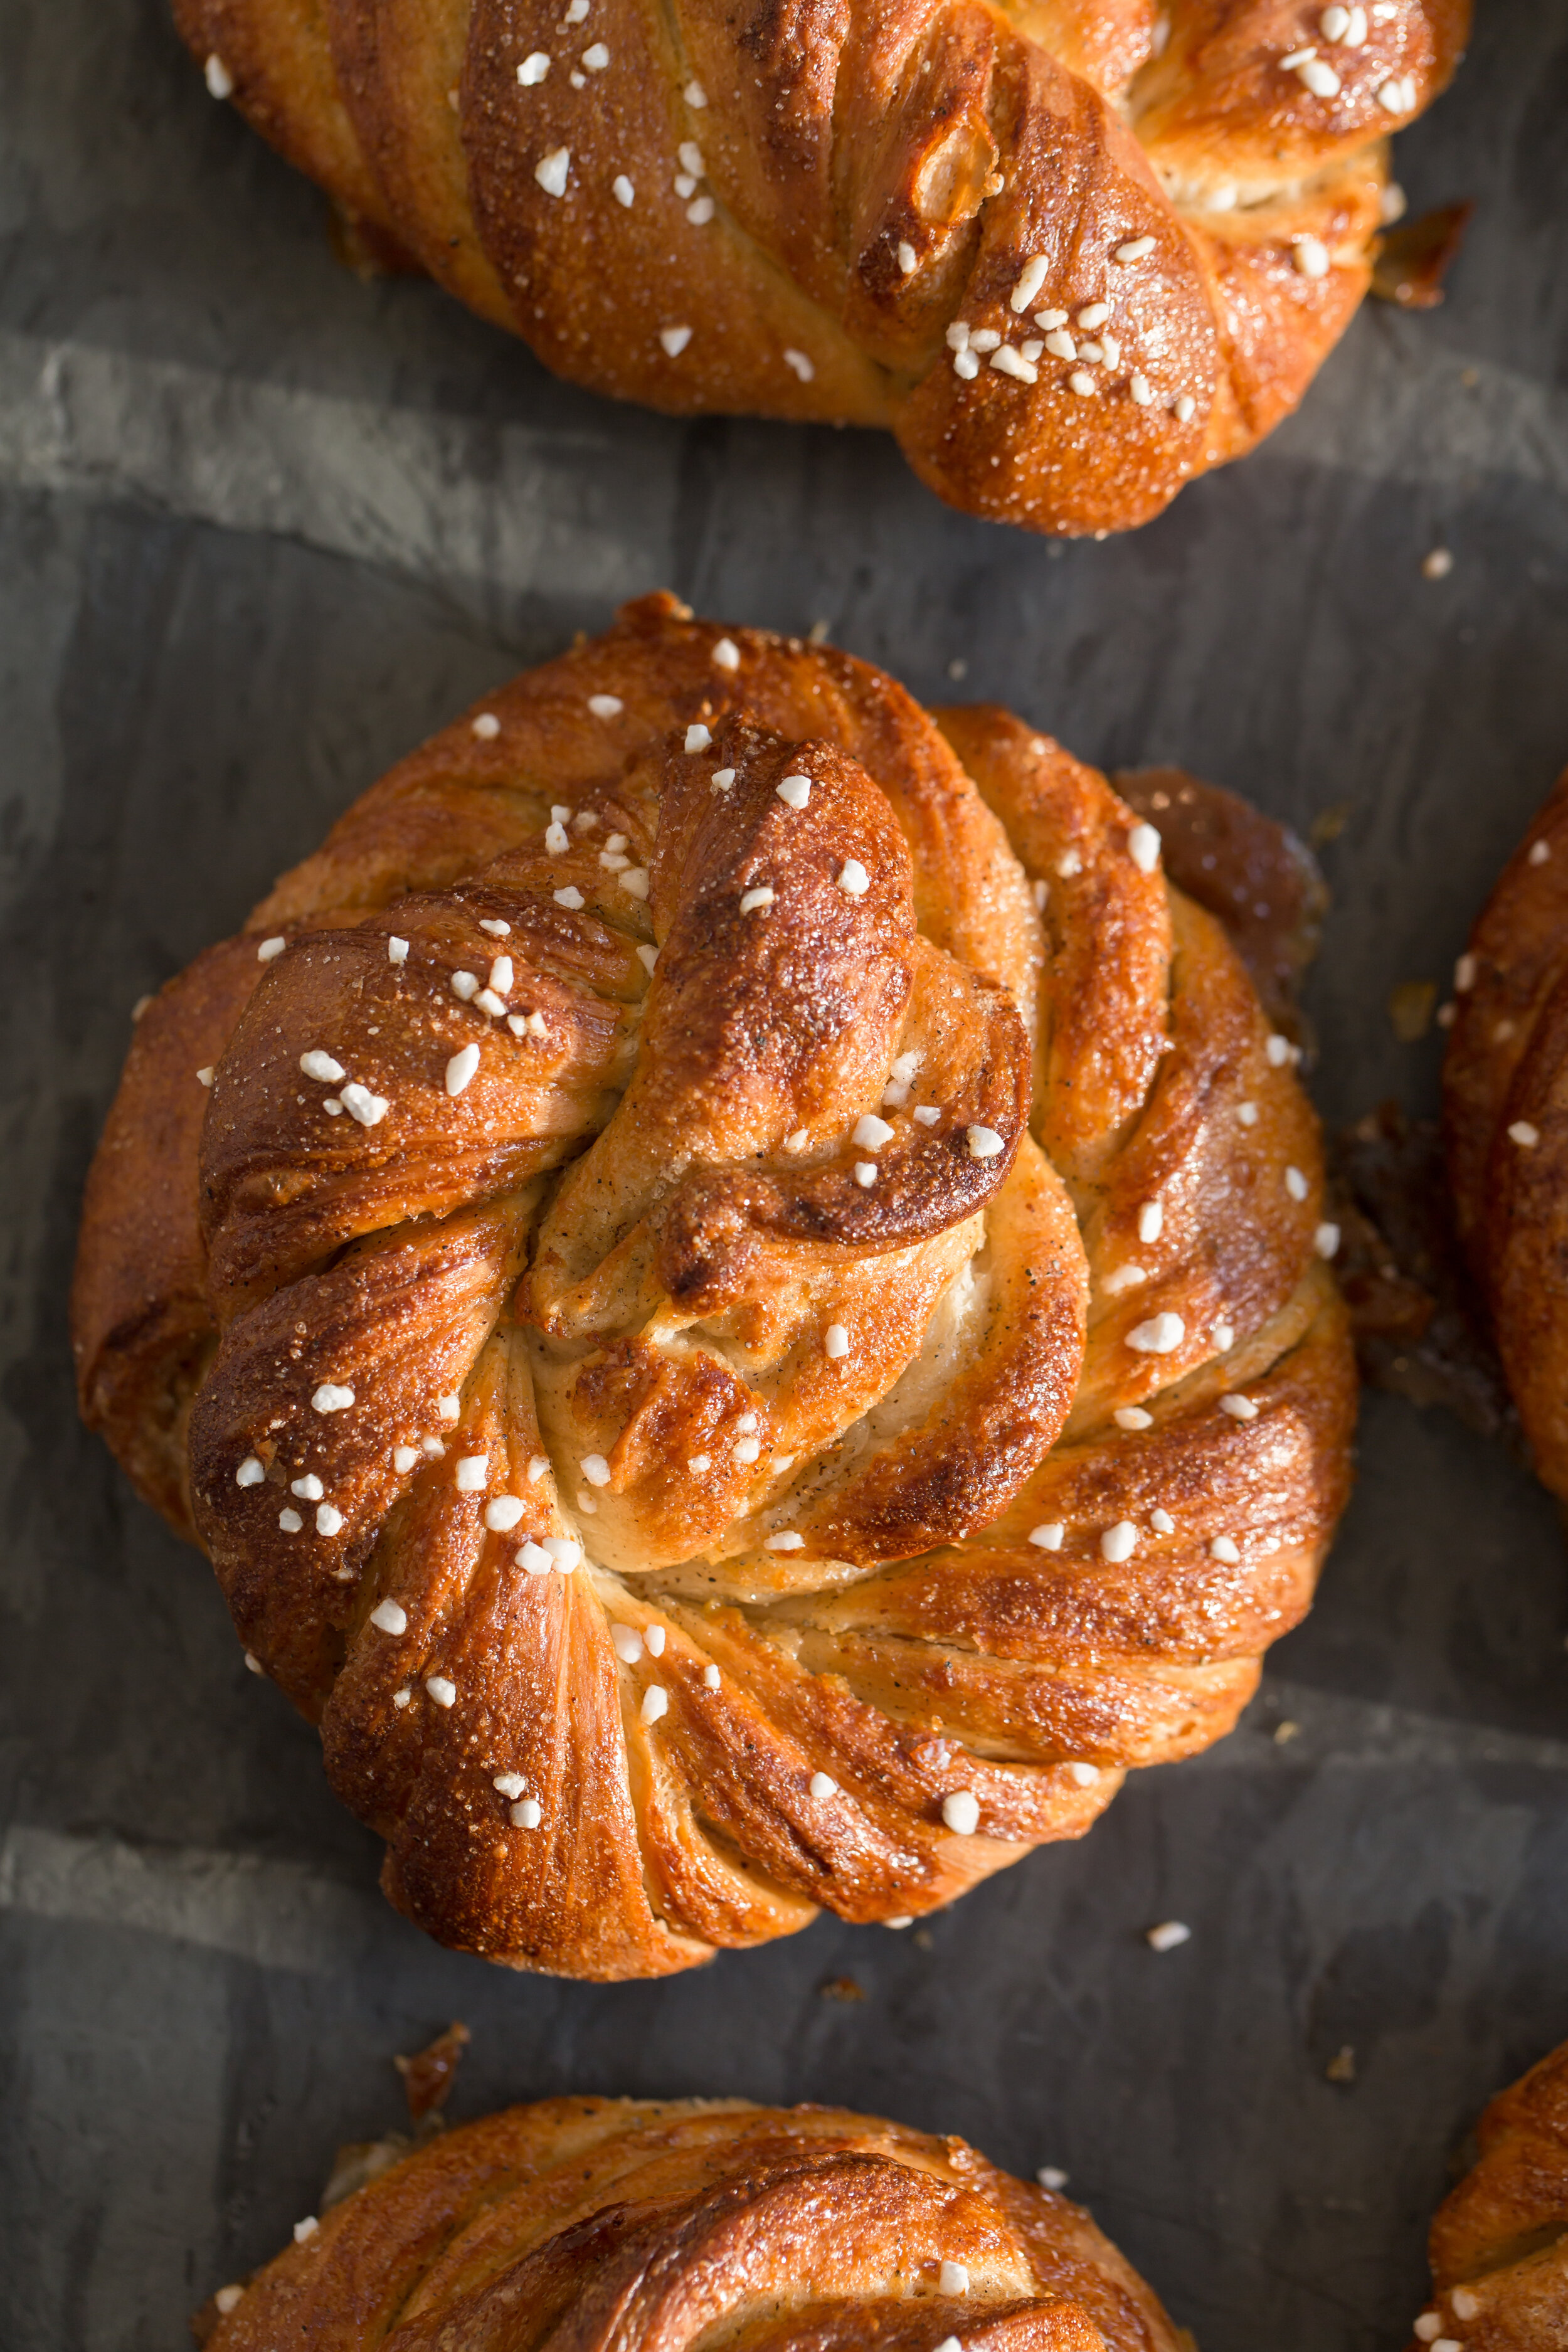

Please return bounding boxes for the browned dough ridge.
[74,593,1355,1978]
[1443,763,1568,1506]
[196,2093,1195,2351]
[170,0,1467,534]
[1405,2038,1568,2351]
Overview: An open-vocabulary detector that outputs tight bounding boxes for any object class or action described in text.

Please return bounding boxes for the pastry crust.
[73,595,1355,1978]
[169,0,1468,535]
[1442,767,1568,1503]
[1406,2042,1568,2351]
[196,2094,1194,2351]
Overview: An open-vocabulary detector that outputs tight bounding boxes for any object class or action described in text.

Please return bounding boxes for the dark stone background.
[2,3,1565,2344]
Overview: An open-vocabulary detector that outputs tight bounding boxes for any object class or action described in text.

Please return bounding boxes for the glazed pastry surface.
[1443,765,1568,1503]
[1407,2040,1568,2351]
[170,0,1468,534]
[73,594,1355,1977]
[199,2094,1194,2351]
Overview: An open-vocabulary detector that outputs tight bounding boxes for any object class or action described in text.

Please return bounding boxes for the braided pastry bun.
[198,2094,1192,2351]
[73,594,1354,1979]
[1444,766,1568,1503]
[1406,2042,1568,2351]
[171,0,1467,538]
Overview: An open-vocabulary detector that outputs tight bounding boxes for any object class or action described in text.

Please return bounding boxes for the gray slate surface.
[3,3,1567,2345]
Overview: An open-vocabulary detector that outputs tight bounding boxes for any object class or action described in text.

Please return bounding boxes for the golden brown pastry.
[73,593,1355,1979]
[196,2094,1192,2351]
[1406,2041,1568,2351]
[1443,767,1568,1503]
[171,0,1468,537]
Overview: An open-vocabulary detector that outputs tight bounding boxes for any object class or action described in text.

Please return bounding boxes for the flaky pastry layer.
[1406,2041,1568,2352]
[73,593,1355,1977]
[199,2094,1193,2352]
[169,0,1466,534]
[1443,765,1568,1505]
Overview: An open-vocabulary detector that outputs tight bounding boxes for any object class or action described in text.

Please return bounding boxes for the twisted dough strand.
[199,2097,1192,2352]
[1444,765,1568,1505]
[171,0,1467,533]
[1407,2042,1568,2351]
[73,595,1354,1978]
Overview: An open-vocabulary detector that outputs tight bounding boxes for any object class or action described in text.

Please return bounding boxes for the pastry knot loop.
[73,598,1354,1978]
[198,2097,1191,2352]
[171,0,1467,532]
